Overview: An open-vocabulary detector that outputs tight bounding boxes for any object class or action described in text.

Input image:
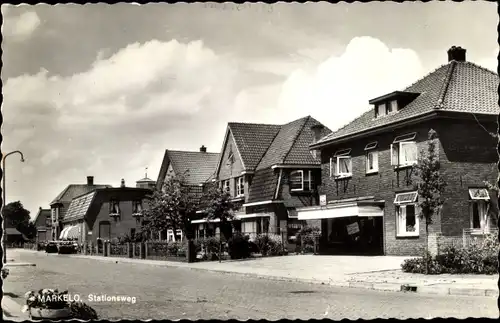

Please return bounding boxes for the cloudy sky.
[2,2,498,217]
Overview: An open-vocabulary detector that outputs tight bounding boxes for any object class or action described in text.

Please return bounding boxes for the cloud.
[3,11,41,41]
[2,39,241,212]
[275,36,424,130]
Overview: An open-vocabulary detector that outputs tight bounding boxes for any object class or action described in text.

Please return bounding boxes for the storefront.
[297,200,384,255]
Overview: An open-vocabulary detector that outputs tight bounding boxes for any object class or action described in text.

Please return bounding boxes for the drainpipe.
[274,168,283,200]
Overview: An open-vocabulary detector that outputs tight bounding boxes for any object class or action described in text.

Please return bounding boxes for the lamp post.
[2,150,25,264]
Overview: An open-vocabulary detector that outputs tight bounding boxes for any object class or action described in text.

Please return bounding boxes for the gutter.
[310,111,438,149]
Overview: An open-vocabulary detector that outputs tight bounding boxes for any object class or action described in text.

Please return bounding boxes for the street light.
[2,150,25,264]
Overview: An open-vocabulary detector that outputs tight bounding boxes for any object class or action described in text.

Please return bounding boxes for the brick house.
[33,207,52,243]
[60,178,152,245]
[209,116,331,247]
[298,46,499,256]
[49,176,111,240]
[156,146,220,240]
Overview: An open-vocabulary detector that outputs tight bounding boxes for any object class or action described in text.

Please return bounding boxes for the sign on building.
[320,194,327,206]
[346,222,360,235]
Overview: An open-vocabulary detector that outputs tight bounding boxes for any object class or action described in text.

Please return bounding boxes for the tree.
[200,184,240,261]
[140,171,199,241]
[413,129,447,274]
[3,201,35,239]
[3,201,30,228]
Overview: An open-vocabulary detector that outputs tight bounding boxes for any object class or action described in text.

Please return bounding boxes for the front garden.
[402,231,499,275]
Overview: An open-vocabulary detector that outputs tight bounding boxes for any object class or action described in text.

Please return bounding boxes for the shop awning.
[59,227,70,240]
[235,212,273,220]
[297,203,383,220]
[66,225,80,239]
[191,218,221,224]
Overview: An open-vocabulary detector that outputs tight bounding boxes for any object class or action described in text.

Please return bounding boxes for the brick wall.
[437,118,497,236]
[320,121,440,256]
[279,169,320,208]
[218,131,245,199]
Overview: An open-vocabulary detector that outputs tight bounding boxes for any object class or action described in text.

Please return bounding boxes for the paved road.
[3,250,498,320]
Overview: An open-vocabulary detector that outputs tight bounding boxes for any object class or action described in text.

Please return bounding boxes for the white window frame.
[377,103,387,117]
[389,100,398,113]
[364,142,379,174]
[469,188,490,233]
[330,149,352,179]
[391,133,418,168]
[222,180,230,194]
[290,170,304,191]
[133,200,143,214]
[394,191,419,237]
[236,176,245,197]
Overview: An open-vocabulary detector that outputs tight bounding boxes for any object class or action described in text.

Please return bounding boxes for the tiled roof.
[63,188,151,225]
[6,228,22,235]
[50,184,112,205]
[247,168,280,203]
[315,61,499,145]
[64,191,96,222]
[33,208,51,226]
[241,116,329,203]
[158,150,220,186]
[228,122,281,171]
[137,177,155,183]
[283,117,332,165]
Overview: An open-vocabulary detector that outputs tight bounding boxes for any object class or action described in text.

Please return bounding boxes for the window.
[226,151,234,166]
[330,149,352,178]
[130,228,136,237]
[389,100,398,113]
[222,180,230,194]
[236,176,245,196]
[290,170,313,191]
[365,142,379,174]
[263,218,270,234]
[132,200,143,214]
[242,221,255,234]
[109,200,121,215]
[394,191,419,237]
[376,103,387,117]
[391,133,418,167]
[469,188,491,232]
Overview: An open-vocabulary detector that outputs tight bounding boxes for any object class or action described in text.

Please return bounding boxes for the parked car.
[45,241,58,253]
[57,241,79,254]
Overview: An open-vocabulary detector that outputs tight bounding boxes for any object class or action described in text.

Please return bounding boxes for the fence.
[462,228,498,249]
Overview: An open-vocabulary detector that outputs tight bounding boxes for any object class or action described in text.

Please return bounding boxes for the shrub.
[402,238,499,275]
[228,232,251,259]
[296,226,320,253]
[167,242,180,256]
[254,234,285,256]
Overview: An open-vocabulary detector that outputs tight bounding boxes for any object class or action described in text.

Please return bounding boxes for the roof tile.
[167,150,220,185]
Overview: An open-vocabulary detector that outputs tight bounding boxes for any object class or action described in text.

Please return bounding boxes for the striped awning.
[59,227,70,239]
[66,225,80,240]
[191,218,221,224]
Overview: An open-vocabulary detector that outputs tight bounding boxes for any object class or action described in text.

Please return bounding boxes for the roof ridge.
[167,149,219,155]
[282,116,310,164]
[463,61,499,77]
[228,121,280,127]
[403,63,449,92]
[435,61,456,109]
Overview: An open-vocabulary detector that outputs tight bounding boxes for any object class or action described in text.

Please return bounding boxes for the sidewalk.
[15,249,499,297]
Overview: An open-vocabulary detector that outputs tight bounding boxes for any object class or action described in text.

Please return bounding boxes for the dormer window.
[389,100,398,113]
[376,103,387,117]
[290,170,313,191]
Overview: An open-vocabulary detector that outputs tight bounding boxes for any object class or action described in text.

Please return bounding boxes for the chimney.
[311,124,325,144]
[447,46,466,62]
[87,176,94,186]
[200,145,207,153]
[310,124,325,159]
[121,179,125,188]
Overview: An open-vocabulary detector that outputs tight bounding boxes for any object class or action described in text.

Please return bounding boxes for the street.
[3,250,498,320]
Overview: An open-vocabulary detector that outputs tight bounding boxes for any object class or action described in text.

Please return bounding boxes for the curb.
[45,252,498,298]
[5,263,36,267]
